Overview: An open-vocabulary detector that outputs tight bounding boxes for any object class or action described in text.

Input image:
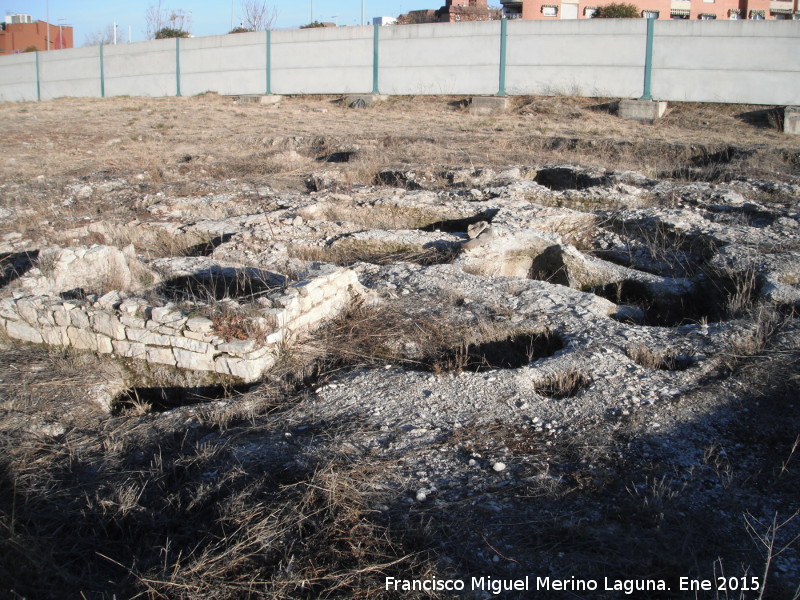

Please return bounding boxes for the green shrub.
[593,3,641,17]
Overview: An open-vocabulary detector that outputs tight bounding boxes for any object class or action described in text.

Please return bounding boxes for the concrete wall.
[39,46,100,101]
[104,38,178,98]
[181,31,266,96]
[271,26,373,94]
[0,52,35,101]
[0,20,797,105]
[506,19,646,98]
[651,21,800,105]
[380,21,500,95]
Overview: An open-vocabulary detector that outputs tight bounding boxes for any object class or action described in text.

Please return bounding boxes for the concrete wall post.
[35,51,41,101]
[265,29,272,95]
[372,23,380,94]
[99,43,105,98]
[498,18,508,96]
[640,18,655,100]
[175,37,181,97]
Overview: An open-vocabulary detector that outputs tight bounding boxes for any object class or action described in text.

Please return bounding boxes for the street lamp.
[58,17,64,49]
[310,1,313,23]
[46,0,50,50]
[362,0,365,26]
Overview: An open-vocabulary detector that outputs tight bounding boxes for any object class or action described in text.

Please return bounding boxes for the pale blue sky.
[9,1,417,45]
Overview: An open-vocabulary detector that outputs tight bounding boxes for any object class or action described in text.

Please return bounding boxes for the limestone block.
[119,299,144,315]
[145,320,160,330]
[96,291,124,310]
[265,330,287,345]
[242,346,271,360]
[6,320,43,344]
[126,327,172,347]
[67,327,99,351]
[185,317,214,333]
[184,330,218,343]
[223,355,275,382]
[112,340,147,359]
[36,309,56,327]
[263,308,292,328]
[173,347,216,371]
[272,294,298,308]
[151,307,185,324]
[96,334,113,354]
[41,326,69,346]
[92,312,126,340]
[146,346,176,366]
[170,335,214,354]
[53,306,71,327]
[70,310,91,329]
[156,325,180,335]
[0,298,19,320]
[217,339,257,355]
[120,316,146,329]
[15,298,39,324]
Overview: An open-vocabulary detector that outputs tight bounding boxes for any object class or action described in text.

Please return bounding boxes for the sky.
[9,1,417,45]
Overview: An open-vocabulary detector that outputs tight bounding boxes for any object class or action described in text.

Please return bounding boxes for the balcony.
[500,0,524,5]
[670,0,691,9]
[770,0,795,13]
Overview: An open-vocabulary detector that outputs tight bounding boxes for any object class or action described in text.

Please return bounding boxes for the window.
[584,6,597,17]
[670,9,690,18]
[749,9,765,18]
[699,13,716,19]
[542,5,558,16]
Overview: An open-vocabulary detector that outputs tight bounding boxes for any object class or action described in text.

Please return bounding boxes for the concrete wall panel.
[180,32,266,96]
[103,39,178,98]
[271,26,373,94]
[507,19,645,98]
[39,46,100,100]
[380,22,499,95]
[652,21,800,104]
[0,53,37,101]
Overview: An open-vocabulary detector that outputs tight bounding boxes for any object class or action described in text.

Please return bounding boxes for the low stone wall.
[0,267,362,383]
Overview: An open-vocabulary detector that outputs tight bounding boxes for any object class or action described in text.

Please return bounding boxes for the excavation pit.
[534,368,591,399]
[424,331,565,373]
[112,384,249,414]
[156,270,282,303]
[534,167,606,191]
[418,209,499,234]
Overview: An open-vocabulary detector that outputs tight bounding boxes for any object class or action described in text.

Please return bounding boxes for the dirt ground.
[0,94,799,600]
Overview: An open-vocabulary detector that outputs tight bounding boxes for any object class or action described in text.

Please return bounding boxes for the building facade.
[0,15,73,55]
[500,0,800,19]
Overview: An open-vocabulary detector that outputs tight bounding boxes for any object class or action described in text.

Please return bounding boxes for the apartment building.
[0,14,73,56]
[500,0,800,19]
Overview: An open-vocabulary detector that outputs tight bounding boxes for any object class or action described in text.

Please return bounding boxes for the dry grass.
[534,366,591,399]
[288,239,460,267]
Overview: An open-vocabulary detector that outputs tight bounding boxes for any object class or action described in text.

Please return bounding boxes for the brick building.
[0,15,73,56]
[398,1,501,23]
[500,0,800,19]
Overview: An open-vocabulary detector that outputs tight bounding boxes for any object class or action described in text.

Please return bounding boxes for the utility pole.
[46,0,50,50]
[311,1,313,23]
[362,0,365,26]
[113,22,117,44]
[58,17,64,49]
[231,0,235,30]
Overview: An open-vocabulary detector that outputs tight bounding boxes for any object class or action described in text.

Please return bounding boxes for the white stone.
[126,327,171,347]
[492,462,507,472]
[173,347,216,371]
[185,317,214,333]
[217,339,256,355]
[112,340,146,359]
[146,346,176,366]
[170,335,214,354]
[41,326,69,346]
[120,315,146,328]
[67,327,98,351]
[70,310,90,329]
[6,320,43,344]
[92,312,126,340]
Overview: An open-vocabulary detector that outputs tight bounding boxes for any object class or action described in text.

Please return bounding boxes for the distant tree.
[229,26,252,34]
[240,0,277,31]
[83,24,127,46]
[154,27,190,39]
[23,45,38,52]
[592,3,641,17]
[146,1,192,39]
[300,21,326,28]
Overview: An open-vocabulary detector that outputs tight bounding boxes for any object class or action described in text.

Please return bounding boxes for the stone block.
[120,316,146,329]
[6,320,43,344]
[53,306,71,327]
[92,312,126,340]
[173,347,216,371]
[41,326,69,346]
[170,335,214,354]
[618,99,667,124]
[785,106,800,135]
[126,327,172,347]
[113,340,147,359]
[70,310,91,329]
[184,330,217,342]
[15,299,39,324]
[470,96,510,116]
[67,327,98,351]
[265,329,287,345]
[36,309,56,327]
[217,339,257,355]
[97,291,124,309]
[224,355,275,382]
[0,298,19,320]
[150,306,184,324]
[344,94,388,109]
[146,346,176,366]
[96,334,113,354]
[186,316,214,333]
